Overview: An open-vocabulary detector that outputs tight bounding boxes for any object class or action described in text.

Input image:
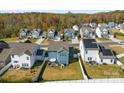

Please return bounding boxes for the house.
[73,25,79,31]
[31,29,40,39]
[79,39,100,63]
[42,31,47,38]
[47,29,55,39]
[96,26,112,38]
[19,28,27,38]
[80,26,95,38]
[64,28,75,39]
[35,49,46,61]
[98,23,108,28]
[99,46,116,64]
[48,41,70,65]
[10,43,40,68]
[108,22,115,29]
[119,24,124,33]
[89,23,97,29]
[0,41,11,68]
[79,39,116,64]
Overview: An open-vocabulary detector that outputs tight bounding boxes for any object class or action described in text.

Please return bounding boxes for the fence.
[32,58,48,82]
[0,62,12,76]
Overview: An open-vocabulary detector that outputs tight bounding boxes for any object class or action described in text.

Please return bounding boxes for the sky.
[0,10,112,14]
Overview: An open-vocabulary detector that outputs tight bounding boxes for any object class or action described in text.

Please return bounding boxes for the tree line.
[0,10,124,39]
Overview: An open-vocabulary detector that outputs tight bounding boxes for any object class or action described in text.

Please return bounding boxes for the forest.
[0,10,124,39]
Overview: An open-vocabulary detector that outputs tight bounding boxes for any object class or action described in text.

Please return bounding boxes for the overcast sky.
[0,10,112,14]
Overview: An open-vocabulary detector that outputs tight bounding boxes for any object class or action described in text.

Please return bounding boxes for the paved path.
[78,57,88,80]
[35,36,44,45]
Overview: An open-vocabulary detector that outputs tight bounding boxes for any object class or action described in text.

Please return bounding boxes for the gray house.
[80,26,95,38]
[89,23,97,29]
[64,28,75,39]
[19,28,27,38]
[108,22,115,29]
[47,29,55,39]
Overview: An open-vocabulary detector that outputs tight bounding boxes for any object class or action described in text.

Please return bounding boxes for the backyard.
[0,37,19,42]
[41,59,83,81]
[0,62,42,83]
[109,45,124,54]
[82,61,124,79]
[119,57,124,64]
[96,38,111,42]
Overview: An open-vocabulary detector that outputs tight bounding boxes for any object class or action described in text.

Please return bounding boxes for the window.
[27,57,29,60]
[101,59,103,62]
[12,54,14,58]
[14,61,18,63]
[111,59,113,62]
[86,51,88,54]
[22,63,29,67]
[88,57,92,61]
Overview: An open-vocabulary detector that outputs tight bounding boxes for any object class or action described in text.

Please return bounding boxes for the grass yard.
[41,39,49,45]
[112,29,121,33]
[96,38,111,42]
[0,62,42,83]
[119,57,124,64]
[0,37,19,42]
[115,35,124,40]
[83,62,124,79]
[109,45,124,54]
[30,38,37,43]
[42,59,83,81]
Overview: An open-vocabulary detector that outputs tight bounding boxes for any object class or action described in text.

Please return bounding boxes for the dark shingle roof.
[99,46,114,59]
[48,41,69,51]
[83,39,98,49]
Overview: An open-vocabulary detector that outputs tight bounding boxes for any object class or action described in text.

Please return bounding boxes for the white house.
[73,25,79,31]
[10,43,40,68]
[79,39,100,63]
[119,24,124,33]
[80,39,116,64]
[95,26,113,38]
[99,46,115,64]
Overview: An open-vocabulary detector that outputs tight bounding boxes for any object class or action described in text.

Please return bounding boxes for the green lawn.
[119,57,124,64]
[96,38,111,42]
[82,61,124,79]
[109,45,124,54]
[0,62,42,83]
[41,59,83,81]
[0,37,19,42]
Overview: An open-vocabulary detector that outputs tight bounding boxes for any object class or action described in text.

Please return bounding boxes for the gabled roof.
[80,26,93,33]
[83,39,99,50]
[48,41,69,51]
[99,46,115,59]
[10,43,38,56]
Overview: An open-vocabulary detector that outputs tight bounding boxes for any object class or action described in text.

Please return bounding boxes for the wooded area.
[0,10,124,39]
